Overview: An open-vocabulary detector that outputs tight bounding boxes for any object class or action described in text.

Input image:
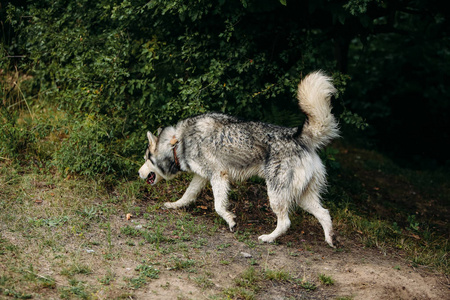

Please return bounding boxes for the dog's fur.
[139,71,339,246]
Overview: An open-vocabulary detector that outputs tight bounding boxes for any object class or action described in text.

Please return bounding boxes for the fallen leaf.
[410,234,420,240]
[126,213,132,220]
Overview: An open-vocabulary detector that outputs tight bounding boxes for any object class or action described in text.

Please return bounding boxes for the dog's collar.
[170,136,180,169]
[172,144,180,168]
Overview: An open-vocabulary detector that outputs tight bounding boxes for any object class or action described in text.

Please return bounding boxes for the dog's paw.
[164,202,176,209]
[258,234,275,243]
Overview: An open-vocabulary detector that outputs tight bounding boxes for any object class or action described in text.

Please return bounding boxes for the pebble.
[240,252,252,258]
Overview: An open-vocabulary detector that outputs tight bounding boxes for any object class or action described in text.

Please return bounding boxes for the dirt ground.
[120,190,450,300]
[120,219,449,300]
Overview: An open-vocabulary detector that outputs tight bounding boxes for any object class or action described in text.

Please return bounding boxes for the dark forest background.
[1,0,449,177]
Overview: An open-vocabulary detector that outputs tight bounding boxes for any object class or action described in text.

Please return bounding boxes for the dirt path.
[119,223,449,300]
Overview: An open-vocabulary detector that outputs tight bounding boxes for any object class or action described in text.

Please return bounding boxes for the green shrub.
[2,0,368,178]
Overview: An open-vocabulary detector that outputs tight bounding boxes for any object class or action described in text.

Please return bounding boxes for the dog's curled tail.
[297,71,339,150]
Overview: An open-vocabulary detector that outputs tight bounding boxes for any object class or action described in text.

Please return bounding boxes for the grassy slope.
[0,140,448,299]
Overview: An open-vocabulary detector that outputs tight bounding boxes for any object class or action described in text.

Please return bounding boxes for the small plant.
[98,270,115,285]
[407,215,420,231]
[170,257,196,271]
[128,276,147,289]
[234,267,262,292]
[2,288,33,299]
[136,264,160,279]
[78,206,98,220]
[194,275,215,289]
[217,243,231,250]
[120,225,142,237]
[127,264,159,289]
[61,263,92,277]
[61,279,89,299]
[193,238,208,248]
[28,216,69,227]
[223,287,255,300]
[318,273,335,286]
[265,269,291,281]
[300,280,317,291]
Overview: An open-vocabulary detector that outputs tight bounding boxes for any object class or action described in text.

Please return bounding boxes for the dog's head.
[138,128,180,185]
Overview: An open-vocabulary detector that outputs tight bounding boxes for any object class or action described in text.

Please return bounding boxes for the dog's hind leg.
[298,186,334,247]
[211,172,236,232]
[258,189,291,243]
[164,174,207,209]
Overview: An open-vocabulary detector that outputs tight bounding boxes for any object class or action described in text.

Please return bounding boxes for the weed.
[60,280,89,299]
[217,243,231,250]
[318,273,335,286]
[127,264,159,289]
[61,263,92,277]
[235,267,261,291]
[299,280,317,291]
[407,215,420,231]
[28,216,68,227]
[136,264,160,279]
[1,288,33,299]
[194,275,215,289]
[170,257,196,271]
[127,276,147,289]
[265,269,292,281]
[78,205,99,221]
[121,225,142,237]
[193,238,208,248]
[223,287,255,300]
[98,270,115,285]
[235,229,257,248]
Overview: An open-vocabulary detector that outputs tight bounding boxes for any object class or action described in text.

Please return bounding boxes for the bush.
[3,0,371,177]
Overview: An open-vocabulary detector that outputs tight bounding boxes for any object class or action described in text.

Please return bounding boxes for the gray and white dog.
[139,71,339,247]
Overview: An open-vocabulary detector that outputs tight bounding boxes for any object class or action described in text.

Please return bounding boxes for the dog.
[139,71,339,247]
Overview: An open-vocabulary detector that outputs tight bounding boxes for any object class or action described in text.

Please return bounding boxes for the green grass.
[318,273,335,286]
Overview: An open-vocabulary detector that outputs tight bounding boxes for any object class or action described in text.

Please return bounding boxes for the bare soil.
[126,181,449,300]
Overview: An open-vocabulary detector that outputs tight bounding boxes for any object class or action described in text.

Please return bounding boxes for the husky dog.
[139,71,339,247]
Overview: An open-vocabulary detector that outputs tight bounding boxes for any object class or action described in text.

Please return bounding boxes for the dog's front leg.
[211,172,236,232]
[164,174,207,209]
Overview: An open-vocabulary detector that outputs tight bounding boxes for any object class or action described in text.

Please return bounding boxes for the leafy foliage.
[2,0,448,177]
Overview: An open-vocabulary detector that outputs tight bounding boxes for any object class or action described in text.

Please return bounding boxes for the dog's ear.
[157,128,163,136]
[147,131,158,152]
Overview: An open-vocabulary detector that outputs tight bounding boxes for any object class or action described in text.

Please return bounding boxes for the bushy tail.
[297,71,339,150]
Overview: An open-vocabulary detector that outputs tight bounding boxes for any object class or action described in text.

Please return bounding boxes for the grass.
[318,273,335,286]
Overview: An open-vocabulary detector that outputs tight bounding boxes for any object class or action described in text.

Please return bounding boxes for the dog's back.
[176,113,303,180]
